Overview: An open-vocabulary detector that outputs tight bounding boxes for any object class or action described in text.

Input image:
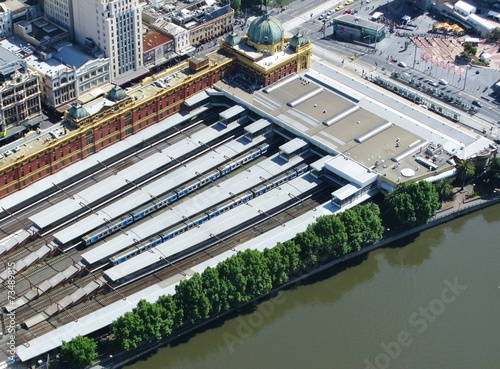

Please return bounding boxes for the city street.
[267,0,500,133]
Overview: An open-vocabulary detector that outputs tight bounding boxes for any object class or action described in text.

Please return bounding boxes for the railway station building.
[0,11,310,198]
[1,9,498,365]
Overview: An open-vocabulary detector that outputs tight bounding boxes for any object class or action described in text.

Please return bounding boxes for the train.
[108,163,309,266]
[81,143,270,246]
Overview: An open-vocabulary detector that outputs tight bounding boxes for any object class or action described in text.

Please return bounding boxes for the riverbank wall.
[92,193,500,369]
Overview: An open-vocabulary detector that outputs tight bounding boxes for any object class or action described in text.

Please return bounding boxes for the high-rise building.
[72,0,144,82]
[42,0,73,35]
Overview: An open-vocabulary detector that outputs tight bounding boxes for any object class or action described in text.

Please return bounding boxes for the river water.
[123,204,500,369]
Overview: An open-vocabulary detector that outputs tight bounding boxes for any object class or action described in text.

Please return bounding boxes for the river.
[123,204,500,369]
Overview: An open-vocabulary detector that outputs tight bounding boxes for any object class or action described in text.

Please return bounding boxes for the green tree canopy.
[487,27,500,41]
[462,42,477,58]
[60,335,97,369]
[111,310,145,351]
[434,178,454,201]
[174,273,210,325]
[487,157,500,187]
[239,249,273,300]
[456,159,475,190]
[386,181,440,227]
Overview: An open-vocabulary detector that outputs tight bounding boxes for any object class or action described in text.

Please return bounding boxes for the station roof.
[245,118,271,134]
[279,138,308,155]
[325,155,377,187]
[332,183,360,201]
[219,105,245,120]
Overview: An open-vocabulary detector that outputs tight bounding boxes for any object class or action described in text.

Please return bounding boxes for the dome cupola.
[67,103,89,120]
[248,12,284,45]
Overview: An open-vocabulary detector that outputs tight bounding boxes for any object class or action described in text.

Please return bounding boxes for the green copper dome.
[225,31,242,46]
[248,13,284,45]
[107,85,127,101]
[67,103,89,120]
[289,31,308,50]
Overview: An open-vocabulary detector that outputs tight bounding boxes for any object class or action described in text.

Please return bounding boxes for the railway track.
[0,114,218,236]
[13,186,331,343]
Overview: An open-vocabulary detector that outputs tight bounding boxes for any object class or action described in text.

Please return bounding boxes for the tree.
[201,267,223,316]
[112,310,145,351]
[295,227,322,268]
[239,249,272,300]
[337,210,364,251]
[385,181,440,227]
[174,273,210,325]
[352,204,384,245]
[217,256,247,308]
[434,178,454,201]
[60,336,97,368]
[486,157,500,187]
[462,42,477,58]
[133,300,164,343]
[231,0,242,14]
[156,294,178,334]
[456,159,475,190]
[487,27,500,41]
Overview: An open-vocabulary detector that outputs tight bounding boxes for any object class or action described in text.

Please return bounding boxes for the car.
[3,150,12,157]
[427,80,438,87]
[343,8,352,14]
[472,100,483,107]
[439,79,448,85]
[366,0,371,3]
[12,146,20,152]
[346,0,354,4]
[335,4,344,11]
[327,10,333,15]
[397,61,407,67]
[0,154,4,159]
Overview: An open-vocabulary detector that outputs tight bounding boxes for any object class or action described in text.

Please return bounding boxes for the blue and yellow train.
[82,143,270,246]
[108,163,309,265]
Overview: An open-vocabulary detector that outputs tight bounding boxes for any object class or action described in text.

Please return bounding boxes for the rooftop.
[143,31,173,52]
[0,37,105,81]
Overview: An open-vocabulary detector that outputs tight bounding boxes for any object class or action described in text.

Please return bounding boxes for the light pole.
[462,65,471,91]
[412,38,417,68]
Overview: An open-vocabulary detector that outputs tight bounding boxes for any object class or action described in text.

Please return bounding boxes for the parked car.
[12,146,21,152]
[472,100,483,107]
[427,80,438,87]
[3,150,12,157]
[397,61,407,67]
[439,79,448,85]
[343,8,352,14]
[335,4,344,11]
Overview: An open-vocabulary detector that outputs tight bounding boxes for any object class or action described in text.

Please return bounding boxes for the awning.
[423,169,457,183]
[380,181,396,192]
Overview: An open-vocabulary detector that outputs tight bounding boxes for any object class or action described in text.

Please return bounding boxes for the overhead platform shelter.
[310,155,336,178]
[244,118,272,141]
[219,105,246,126]
[183,90,211,110]
[324,155,378,207]
[279,138,309,161]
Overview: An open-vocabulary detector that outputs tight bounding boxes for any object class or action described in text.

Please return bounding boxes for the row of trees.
[65,168,500,366]
[110,204,384,352]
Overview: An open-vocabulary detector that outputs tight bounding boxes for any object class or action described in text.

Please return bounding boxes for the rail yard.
[0,98,337,362]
